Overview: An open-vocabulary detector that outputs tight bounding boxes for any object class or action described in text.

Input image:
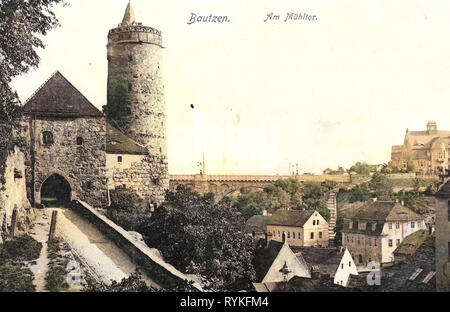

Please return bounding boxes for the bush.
[0,263,35,292]
[106,187,152,232]
[45,238,69,292]
[145,186,256,291]
[0,235,42,264]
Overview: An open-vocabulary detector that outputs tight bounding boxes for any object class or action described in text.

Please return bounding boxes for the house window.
[389,222,392,229]
[349,261,351,267]
[76,137,83,145]
[369,238,372,246]
[341,263,344,269]
[357,237,360,245]
[411,221,415,228]
[298,232,301,239]
[374,239,377,246]
[319,232,322,239]
[293,232,296,239]
[313,220,316,225]
[317,220,319,225]
[396,222,400,229]
[42,131,53,145]
[287,232,290,239]
[359,255,363,264]
[396,239,400,246]
[278,231,280,237]
[310,232,314,239]
[388,239,393,247]
[349,221,353,229]
[117,156,123,163]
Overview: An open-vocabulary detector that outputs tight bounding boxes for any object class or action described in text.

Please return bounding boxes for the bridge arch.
[39,172,73,207]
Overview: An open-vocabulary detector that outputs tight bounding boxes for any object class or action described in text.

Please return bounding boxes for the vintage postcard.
[0,0,448,304]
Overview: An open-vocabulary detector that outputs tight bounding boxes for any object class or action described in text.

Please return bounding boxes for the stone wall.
[106,153,169,205]
[22,116,108,208]
[435,197,450,292]
[169,174,352,198]
[69,199,202,291]
[0,146,34,242]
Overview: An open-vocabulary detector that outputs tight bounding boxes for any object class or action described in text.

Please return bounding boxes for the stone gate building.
[21,2,169,209]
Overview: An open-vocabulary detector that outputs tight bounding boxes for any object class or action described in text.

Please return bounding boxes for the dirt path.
[52,208,157,287]
[28,209,51,292]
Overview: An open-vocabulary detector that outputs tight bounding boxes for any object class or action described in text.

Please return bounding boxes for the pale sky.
[11,0,450,175]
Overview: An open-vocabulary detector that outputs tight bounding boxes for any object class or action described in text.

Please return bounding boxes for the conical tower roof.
[121,1,136,26]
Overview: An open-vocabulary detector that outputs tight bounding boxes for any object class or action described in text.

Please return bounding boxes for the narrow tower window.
[42,131,53,145]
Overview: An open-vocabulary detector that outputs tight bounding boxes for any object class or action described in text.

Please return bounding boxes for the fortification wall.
[69,200,202,291]
[107,153,168,205]
[0,146,34,243]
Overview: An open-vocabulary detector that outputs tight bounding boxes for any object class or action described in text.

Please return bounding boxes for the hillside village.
[0,1,449,293]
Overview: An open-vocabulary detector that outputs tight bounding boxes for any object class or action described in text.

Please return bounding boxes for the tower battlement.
[108,25,162,47]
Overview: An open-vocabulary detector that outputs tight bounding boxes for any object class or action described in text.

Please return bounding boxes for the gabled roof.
[292,247,345,277]
[265,210,315,227]
[394,230,429,256]
[346,201,396,221]
[106,123,148,155]
[386,203,423,221]
[260,241,311,283]
[22,71,103,118]
[342,201,423,235]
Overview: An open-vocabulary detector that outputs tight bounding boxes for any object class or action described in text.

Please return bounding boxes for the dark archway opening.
[41,174,71,207]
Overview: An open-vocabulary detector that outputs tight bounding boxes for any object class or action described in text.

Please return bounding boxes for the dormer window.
[371,222,377,231]
[42,131,53,145]
[359,222,366,230]
[349,221,353,229]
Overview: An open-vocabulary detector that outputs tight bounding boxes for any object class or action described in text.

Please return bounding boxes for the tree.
[0,0,64,184]
[334,214,344,246]
[106,187,152,232]
[233,190,271,220]
[369,173,393,199]
[348,182,371,203]
[144,186,256,291]
[349,162,372,175]
[298,183,331,220]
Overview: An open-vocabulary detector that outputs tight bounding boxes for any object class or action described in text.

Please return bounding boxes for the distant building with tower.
[390,121,450,174]
[21,1,168,209]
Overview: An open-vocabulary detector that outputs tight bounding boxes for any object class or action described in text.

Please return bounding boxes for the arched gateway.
[40,174,71,207]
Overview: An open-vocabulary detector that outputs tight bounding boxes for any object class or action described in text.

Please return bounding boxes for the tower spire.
[121,0,136,26]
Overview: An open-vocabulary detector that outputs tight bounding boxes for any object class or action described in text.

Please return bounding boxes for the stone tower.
[106,1,168,205]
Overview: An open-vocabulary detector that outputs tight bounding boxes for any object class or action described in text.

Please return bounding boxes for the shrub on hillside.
[106,187,152,232]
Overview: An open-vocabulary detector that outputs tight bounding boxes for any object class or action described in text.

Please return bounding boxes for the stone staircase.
[327,189,339,241]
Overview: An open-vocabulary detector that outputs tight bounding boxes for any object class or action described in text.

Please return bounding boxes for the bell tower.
[106,1,168,205]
